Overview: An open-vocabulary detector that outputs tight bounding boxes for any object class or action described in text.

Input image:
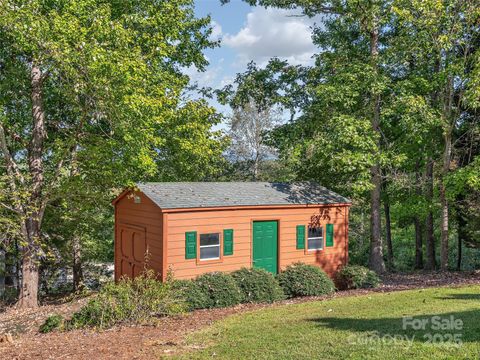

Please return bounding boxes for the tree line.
[219,0,480,272]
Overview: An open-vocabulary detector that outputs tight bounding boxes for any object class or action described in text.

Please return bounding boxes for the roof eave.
[161,202,352,213]
[111,187,144,206]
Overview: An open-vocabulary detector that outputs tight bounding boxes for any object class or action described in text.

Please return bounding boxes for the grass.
[176,285,480,360]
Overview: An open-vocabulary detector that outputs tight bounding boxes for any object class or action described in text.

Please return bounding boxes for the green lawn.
[176,286,480,360]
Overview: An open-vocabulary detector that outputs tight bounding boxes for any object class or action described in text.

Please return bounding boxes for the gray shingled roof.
[137,182,350,210]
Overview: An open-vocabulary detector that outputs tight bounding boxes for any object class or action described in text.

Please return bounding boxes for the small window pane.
[308,238,323,250]
[200,246,220,260]
[308,226,322,239]
[199,233,220,260]
[308,226,323,250]
[200,233,220,246]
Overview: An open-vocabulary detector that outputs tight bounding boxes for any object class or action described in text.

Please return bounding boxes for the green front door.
[253,221,278,274]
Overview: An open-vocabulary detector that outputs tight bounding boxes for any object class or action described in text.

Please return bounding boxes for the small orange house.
[113,182,351,281]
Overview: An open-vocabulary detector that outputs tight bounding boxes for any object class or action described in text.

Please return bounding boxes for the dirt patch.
[1,271,479,360]
[0,304,268,360]
[0,296,90,336]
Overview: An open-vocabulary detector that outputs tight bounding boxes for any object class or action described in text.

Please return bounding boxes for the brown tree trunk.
[457,236,462,271]
[72,234,84,291]
[456,195,467,271]
[440,74,453,271]
[17,219,40,308]
[414,217,424,269]
[370,159,385,272]
[17,252,39,308]
[368,25,386,273]
[424,159,436,270]
[383,196,394,269]
[29,64,46,202]
[439,180,449,270]
[15,239,20,291]
[414,163,423,269]
[423,47,441,272]
[17,63,47,308]
[0,248,5,298]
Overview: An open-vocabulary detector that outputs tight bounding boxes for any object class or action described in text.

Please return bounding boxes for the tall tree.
[424,160,436,270]
[227,101,280,180]
[381,181,394,268]
[0,0,224,308]
[366,2,388,273]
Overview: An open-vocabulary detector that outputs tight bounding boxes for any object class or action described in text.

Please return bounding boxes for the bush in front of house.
[187,272,243,309]
[231,268,285,303]
[172,279,212,310]
[277,263,335,298]
[335,265,381,290]
[65,270,186,330]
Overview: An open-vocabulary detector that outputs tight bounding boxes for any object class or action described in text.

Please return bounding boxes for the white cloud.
[184,64,222,88]
[223,7,321,66]
[219,75,235,88]
[209,20,223,41]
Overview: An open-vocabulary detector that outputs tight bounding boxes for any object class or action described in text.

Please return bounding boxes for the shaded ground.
[380,270,480,289]
[0,271,479,360]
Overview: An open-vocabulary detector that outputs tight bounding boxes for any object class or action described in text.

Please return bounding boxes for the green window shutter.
[185,231,197,259]
[223,229,234,256]
[326,224,334,247]
[296,225,305,250]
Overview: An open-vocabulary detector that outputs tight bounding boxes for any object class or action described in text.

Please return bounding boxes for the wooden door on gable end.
[119,224,147,279]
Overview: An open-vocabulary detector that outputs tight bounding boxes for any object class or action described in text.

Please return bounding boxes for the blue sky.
[190,1,322,118]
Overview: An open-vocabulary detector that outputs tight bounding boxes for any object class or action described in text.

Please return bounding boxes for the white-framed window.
[199,233,220,260]
[308,226,323,251]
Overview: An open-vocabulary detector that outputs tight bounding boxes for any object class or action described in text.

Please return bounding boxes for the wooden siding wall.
[166,205,349,279]
[114,191,163,280]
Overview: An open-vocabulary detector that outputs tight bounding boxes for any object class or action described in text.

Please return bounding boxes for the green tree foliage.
[0,0,227,307]
[390,0,480,270]
[221,0,480,272]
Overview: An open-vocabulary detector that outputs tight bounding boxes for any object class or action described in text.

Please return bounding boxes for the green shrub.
[335,265,381,290]
[66,270,186,329]
[172,279,211,311]
[179,272,243,309]
[231,268,285,303]
[39,314,64,333]
[277,263,335,298]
